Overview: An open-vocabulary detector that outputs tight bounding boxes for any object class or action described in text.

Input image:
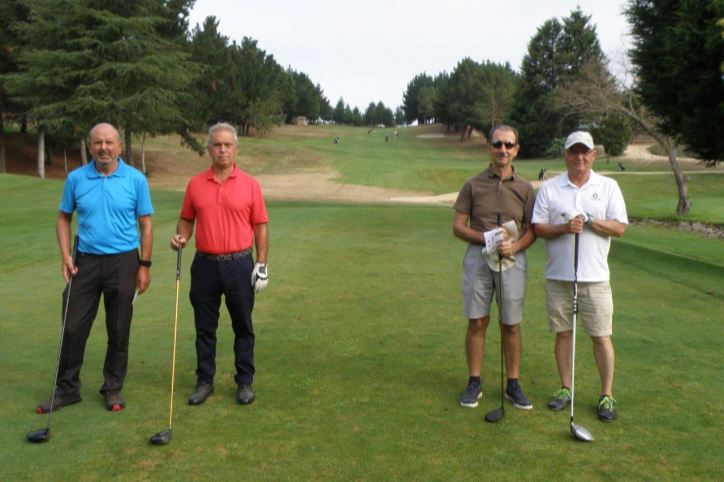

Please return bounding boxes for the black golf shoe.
[36,389,81,414]
[548,387,571,411]
[236,384,255,405]
[598,395,617,422]
[188,383,214,405]
[459,380,482,408]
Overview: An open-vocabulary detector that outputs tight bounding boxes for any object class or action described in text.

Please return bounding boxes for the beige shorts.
[545,280,613,337]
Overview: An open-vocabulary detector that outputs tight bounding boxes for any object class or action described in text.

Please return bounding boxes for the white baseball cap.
[564,131,594,150]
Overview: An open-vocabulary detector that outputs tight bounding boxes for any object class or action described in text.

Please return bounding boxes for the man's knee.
[467,317,490,333]
[502,323,520,335]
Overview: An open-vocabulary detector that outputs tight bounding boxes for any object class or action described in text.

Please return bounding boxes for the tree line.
[400,4,722,214]
[0,1,720,214]
[0,0,401,174]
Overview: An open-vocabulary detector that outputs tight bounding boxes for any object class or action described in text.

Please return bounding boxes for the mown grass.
[0,173,721,481]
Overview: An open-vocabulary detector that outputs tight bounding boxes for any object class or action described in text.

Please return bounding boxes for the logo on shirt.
[592,193,600,201]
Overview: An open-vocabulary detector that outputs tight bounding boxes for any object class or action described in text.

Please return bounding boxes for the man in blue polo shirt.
[36,123,154,413]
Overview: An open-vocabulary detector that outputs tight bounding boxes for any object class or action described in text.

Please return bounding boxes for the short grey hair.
[207,122,238,147]
[488,124,519,145]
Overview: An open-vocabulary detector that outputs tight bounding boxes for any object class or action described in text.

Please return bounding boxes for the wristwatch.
[138,259,152,268]
[585,214,595,226]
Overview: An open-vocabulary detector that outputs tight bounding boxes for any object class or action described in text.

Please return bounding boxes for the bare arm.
[253,223,268,264]
[136,215,153,293]
[589,219,626,238]
[452,211,483,245]
[56,211,78,282]
[170,218,195,250]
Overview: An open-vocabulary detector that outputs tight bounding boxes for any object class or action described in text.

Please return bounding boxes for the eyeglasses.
[491,141,517,149]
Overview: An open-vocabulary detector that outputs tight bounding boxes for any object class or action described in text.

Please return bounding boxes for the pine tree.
[510,9,604,157]
[627,0,723,162]
[6,0,199,167]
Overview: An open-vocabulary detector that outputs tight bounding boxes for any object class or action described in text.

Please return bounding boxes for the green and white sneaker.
[598,395,617,422]
[547,387,571,411]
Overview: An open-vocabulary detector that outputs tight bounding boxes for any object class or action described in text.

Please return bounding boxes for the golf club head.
[27,428,50,443]
[150,428,172,445]
[484,407,505,423]
[571,422,594,442]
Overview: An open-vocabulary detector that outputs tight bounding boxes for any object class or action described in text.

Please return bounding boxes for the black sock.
[507,378,519,388]
[468,376,481,386]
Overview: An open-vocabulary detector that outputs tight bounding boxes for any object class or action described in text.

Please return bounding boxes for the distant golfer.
[170,122,269,406]
[38,122,154,413]
[452,125,536,410]
[532,131,628,422]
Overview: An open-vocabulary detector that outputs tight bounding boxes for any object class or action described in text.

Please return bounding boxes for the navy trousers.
[189,252,256,386]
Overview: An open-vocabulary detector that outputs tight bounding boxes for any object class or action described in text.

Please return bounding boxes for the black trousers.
[57,250,138,394]
[189,252,255,386]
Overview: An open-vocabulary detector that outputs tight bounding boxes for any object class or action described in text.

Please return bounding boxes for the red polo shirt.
[181,164,268,254]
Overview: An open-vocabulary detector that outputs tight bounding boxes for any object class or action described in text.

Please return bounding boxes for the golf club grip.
[175,246,183,281]
[71,234,78,264]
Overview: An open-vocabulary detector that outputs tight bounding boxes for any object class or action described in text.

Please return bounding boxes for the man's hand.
[170,234,187,250]
[562,209,587,234]
[61,254,78,283]
[251,263,268,293]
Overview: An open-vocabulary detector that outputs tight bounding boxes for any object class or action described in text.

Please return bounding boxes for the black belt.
[197,248,252,261]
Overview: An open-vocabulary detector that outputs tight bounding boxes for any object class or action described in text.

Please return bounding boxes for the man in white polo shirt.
[532,131,627,422]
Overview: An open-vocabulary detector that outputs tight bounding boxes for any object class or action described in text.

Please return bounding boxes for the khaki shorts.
[462,245,527,325]
[545,280,613,337]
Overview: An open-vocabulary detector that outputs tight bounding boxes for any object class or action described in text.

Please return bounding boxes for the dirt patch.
[256,169,432,204]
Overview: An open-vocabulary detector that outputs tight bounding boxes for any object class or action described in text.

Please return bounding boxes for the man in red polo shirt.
[170,122,269,406]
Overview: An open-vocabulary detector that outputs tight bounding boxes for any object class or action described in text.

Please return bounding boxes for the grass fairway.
[1,172,722,480]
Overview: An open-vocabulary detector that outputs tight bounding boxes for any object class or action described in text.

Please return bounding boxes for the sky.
[188,0,632,111]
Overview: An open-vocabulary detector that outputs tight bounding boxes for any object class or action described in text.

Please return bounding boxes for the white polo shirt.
[532,171,628,282]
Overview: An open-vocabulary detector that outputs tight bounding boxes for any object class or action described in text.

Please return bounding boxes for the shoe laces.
[553,387,571,399]
[599,395,616,410]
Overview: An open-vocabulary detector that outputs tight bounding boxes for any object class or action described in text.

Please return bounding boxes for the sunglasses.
[491,141,517,149]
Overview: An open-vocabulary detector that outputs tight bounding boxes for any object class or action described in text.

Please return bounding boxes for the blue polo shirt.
[60,159,154,255]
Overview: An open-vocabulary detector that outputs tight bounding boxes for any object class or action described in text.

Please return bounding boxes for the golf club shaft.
[570,233,579,423]
[168,247,183,428]
[497,213,504,410]
[47,235,78,430]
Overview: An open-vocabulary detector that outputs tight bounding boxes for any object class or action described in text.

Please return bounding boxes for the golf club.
[150,246,183,445]
[570,232,594,442]
[27,235,78,443]
[485,213,505,423]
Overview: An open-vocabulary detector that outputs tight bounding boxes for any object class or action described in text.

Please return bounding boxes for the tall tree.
[478,61,518,134]
[333,98,346,124]
[626,0,723,163]
[402,73,433,124]
[446,58,487,140]
[6,0,199,170]
[188,16,233,127]
[550,58,692,214]
[0,0,29,172]
[510,9,604,156]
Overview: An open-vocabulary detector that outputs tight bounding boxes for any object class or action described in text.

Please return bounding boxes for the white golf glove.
[562,209,588,223]
[251,263,268,293]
